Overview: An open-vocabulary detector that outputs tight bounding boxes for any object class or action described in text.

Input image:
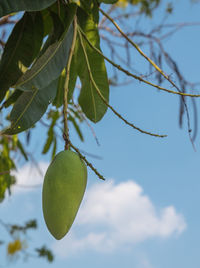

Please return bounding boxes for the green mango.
[42,150,87,240]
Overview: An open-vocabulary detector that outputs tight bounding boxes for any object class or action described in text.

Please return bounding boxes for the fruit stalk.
[63,16,77,150]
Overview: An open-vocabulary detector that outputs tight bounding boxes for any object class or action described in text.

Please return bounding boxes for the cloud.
[11,162,48,194]
[8,162,187,256]
[53,179,186,257]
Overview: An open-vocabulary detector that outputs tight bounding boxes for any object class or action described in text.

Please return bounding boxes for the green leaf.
[0,12,44,102]
[42,111,59,154]
[76,6,109,122]
[42,11,69,108]
[68,115,84,141]
[0,174,15,202]
[15,4,77,92]
[3,79,58,135]
[42,132,54,154]
[36,246,54,263]
[2,90,22,108]
[68,56,78,101]
[0,148,16,202]
[0,0,57,17]
[17,140,28,161]
[52,69,66,108]
[51,138,57,160]
[79,0,99,22]
[41,9,53,37]
[79,0,93,13]
[39,11,64,57]
[53,61,77,108]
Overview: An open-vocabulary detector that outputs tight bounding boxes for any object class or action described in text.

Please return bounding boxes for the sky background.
[1,0,200,267]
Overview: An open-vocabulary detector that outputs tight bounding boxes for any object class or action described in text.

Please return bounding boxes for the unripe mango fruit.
[42,150,87,240]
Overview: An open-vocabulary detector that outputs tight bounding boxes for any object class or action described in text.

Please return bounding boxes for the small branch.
[69,141,106,181]
[63,17,77,150]
[99,8,184,92]
[99,8,197,148]
[78,27,166,138]
[79,27,200,98]
[0,15,16,26]
[99,4,116,27]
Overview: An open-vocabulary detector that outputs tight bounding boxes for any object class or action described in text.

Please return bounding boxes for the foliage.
[36,246,54,262]
[0,135,17,201]
[0,0,200,263]
[0,219,54,262]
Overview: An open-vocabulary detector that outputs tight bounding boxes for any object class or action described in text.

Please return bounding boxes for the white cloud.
[11,162,48,194]
[53,179,186,257]
[9,163,186,253]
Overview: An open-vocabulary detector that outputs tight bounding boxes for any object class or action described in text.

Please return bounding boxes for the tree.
[0,0,199,263]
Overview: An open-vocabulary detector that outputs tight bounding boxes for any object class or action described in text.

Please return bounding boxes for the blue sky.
[1,1,200,267]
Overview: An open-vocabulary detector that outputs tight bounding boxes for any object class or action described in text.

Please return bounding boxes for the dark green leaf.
[51,138,57,160]
[0,0,57,18]
[69,115,84,141]
[42,132,54,154]
[53,64,76,108]
[0,12,44,102]
[76,6,109,122]
[79,0,93,13]
[2,90,22,108]
[57,37,80,109]
[15,4,77,92]
[0,152,16,202]
[42,11,66,108]
[17,140,28,161]
[0,136,17,201]
[10,220,37,234]
[52,69,65,108]
[42,110,59,153]
[0,174,15,202]
[68,55,78,101]
[25,219,37,229]
[36,246,54,262]
[3,79,58,135]
[39,11,64,57]
[79,0,99,23]
[41,9,53,37]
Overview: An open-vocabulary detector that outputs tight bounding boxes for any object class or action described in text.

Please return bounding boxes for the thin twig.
[69,141,106,181]
[79,27,200,98]
[78,27,166,138]
[99,8,193,92]
[63,17,77,150]
[99,8,196,148]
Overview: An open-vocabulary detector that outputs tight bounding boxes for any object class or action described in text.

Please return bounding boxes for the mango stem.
[63,16,77,150]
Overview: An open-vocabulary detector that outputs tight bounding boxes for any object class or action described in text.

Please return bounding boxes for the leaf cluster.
[0,0,111,199]
[0,0,200,264]
[36,246,54,262]
[0,0,109,135]
[0,0,200,196]
[0,218,54,262]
